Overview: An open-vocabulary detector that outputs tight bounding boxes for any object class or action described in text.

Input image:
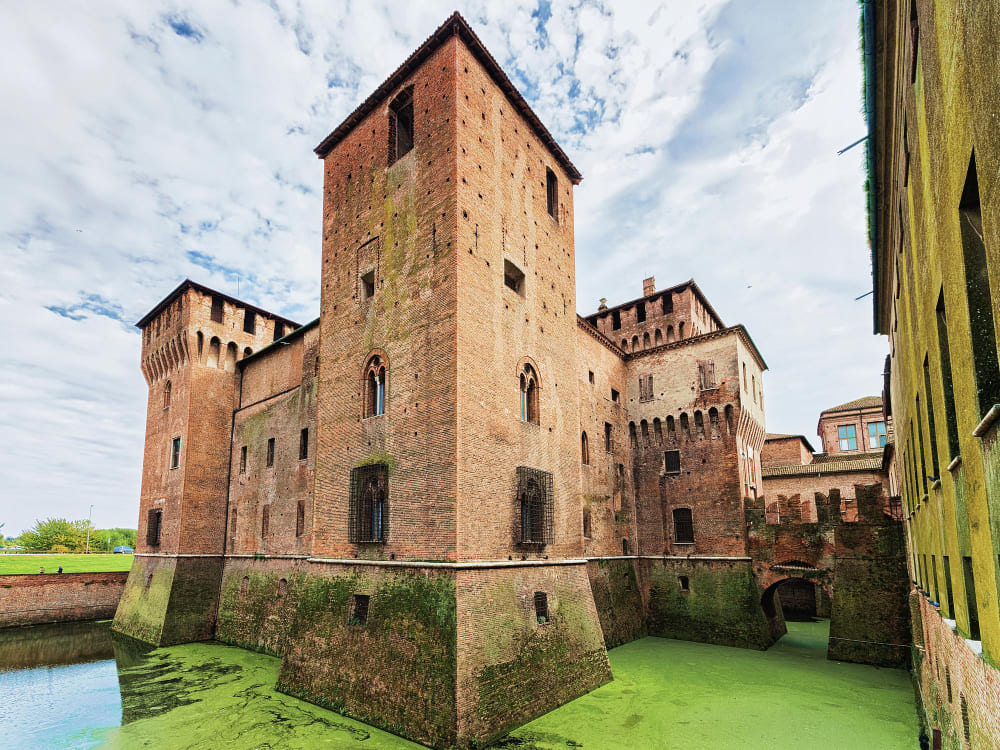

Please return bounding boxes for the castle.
[114,13,908,747]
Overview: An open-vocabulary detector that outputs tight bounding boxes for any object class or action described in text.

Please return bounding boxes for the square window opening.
[350,594,370,626]
[243,309,256,334]
[504,259,525,295]
[210,296,224,323]
[664,450,681,474]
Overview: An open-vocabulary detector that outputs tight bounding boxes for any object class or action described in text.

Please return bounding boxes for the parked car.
[113,546,134,554]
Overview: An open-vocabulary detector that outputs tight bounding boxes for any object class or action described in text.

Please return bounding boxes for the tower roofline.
[312,11,582,184]
[134,278,301,330]
[582,279,726,330]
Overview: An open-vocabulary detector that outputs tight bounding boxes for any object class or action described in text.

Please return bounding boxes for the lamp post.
[85,504,94,554]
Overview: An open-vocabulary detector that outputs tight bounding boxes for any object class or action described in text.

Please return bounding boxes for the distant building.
[866,0,1000,746]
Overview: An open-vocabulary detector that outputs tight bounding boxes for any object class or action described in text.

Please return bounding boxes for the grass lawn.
[0,554,133,575]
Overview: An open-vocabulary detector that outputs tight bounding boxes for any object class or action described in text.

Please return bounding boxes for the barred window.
[517,466,553,546]
[349,464,388,543]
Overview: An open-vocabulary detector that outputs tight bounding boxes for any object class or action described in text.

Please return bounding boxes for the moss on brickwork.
[587,559,645,648]
[215,570,304,656]
[644,560,771,649]
[112,559,173,645]
[274,569,458,748]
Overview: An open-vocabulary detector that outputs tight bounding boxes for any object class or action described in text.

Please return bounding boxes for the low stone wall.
[0,572,127,627]
[912,590,1000,750]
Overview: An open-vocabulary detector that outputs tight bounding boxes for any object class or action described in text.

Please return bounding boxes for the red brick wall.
[817,406,884,454]
[762,436,813,466]
[762,472,887,522]
[914,591,1000,750]
[313,39,459,562]
[586,284,722,351]
[0,572,126,627]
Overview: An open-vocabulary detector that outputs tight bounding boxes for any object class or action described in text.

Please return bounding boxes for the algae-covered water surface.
[0,619,916,749]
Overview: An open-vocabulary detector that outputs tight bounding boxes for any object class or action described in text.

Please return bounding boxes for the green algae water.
[0,619,916,749]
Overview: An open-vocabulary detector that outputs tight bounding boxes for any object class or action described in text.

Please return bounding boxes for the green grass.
[500,620,917,749]
[0,553,133,575]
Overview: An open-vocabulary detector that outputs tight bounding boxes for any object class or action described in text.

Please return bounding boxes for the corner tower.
[114,280,298,645]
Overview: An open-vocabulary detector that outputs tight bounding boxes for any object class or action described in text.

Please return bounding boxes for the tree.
[18,519,91,552]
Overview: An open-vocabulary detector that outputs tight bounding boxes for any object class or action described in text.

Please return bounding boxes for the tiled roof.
[821,395,883,414]
[762,450,884,478]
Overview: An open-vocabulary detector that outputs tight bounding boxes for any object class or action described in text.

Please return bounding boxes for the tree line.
[2,518,137,552]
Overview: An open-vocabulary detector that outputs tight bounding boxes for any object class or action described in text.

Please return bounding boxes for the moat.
[1,619,917,749]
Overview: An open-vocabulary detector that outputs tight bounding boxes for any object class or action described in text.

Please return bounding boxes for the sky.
[0,0,885,534]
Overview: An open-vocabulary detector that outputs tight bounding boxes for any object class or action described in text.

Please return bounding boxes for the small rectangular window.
[240,445,247,474]
[266,437,275,468]
[867,422,887,449]
[672,507,694,543]
[611,310,621,330]
[350,594,370,626]
[146,509,162,546]
[588,370,595,385]
[211,296,224,323]
[534,591,549,624]
[170,437,181,469]
[273,321,285,342]
[664,450,680,474]
[243,309,256,334]
[611,389,619,403]
[662,295,673,314]
[361,270,376,300]
[388,88,413,164]
[698,361,716,390]
[636,302,646,323]
[299,428,309,460]
[837,425,857,451]
[503,259,525,295]
[296,500,305,537]
[545,168,558,219]
[604,422,613,452]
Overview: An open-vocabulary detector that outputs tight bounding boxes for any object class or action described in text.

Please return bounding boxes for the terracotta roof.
[313,12,581,184]
[762,451,884,478]
[135,279,301,330]
[820,396,883,414]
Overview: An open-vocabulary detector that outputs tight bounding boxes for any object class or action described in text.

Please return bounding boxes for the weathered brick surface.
[761,435,814,466]
[913,591,1000,750]
[586,558,646,647]
[0,572,126,627]
[817,403,884,454]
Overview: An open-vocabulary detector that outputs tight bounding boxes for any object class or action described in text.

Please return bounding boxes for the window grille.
[534,591,549,623]
[664,450,681,474]
[516,466,553,546]
[349,464,388,543]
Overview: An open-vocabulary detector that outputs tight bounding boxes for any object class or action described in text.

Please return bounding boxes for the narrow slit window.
[299,427,309,460]
[503,259,525,295]
[959,153,1000,420]
[534,591,549,624]
[388,88,413,164]
[163,380,171,409]
[581,432,589,465]
[261,505,269,537]
[923,357,940,476]
[170,437,181,469]
[240,445,247,474]
[266,437,275,468]
[936,291,961,459]
[582,507,591,539]
[296,500,305,537]
[962,556,980,640]
[604,422,613,452]
[545,168,558,219]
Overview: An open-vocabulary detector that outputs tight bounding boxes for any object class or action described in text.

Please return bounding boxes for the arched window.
[640,420,650,445]
[207,336,221,368]
[654,329,663,346]
[364,355,387,418]
[621,338,628,350]
[709,407,720,438]
[666,415,676,442]
[629,421,638,448]
[163,380,171,410]
[667,325,674,342]
[350,463,387,543]
[642,332,651,349]
[517,466,552,545]
[520,364,539,424]
[581,432,590,465]
[653,417,662,443]
[678,321,685,339]
[694,411,705,439]
[680,412,691,440]
[725,404,734,433]
[196,331,204,362]
[225,342,238,372]
[243,347,253,359]
[388,87,414,164]
[673,508,694,543]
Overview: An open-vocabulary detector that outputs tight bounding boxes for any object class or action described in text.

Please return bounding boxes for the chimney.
[598,298,608,312]
[643,276,655,297]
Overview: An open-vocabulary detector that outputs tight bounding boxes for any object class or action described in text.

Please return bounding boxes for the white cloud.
[0,0,883,533]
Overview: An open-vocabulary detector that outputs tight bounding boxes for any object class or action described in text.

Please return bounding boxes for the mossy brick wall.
[275,565,458,748]
[827,520,910,668]
[586,558,645,648]
[913,592,1000,750]
[215,559,308,656]
[113,556,222,646]
[0,572,126,627]
[455,564,612,746]
[643,558,771,649]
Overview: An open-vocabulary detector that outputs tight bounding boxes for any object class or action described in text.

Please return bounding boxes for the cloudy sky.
[0,0,884,533]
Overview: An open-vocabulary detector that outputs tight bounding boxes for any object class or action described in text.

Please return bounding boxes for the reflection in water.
[0,619,114,670]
